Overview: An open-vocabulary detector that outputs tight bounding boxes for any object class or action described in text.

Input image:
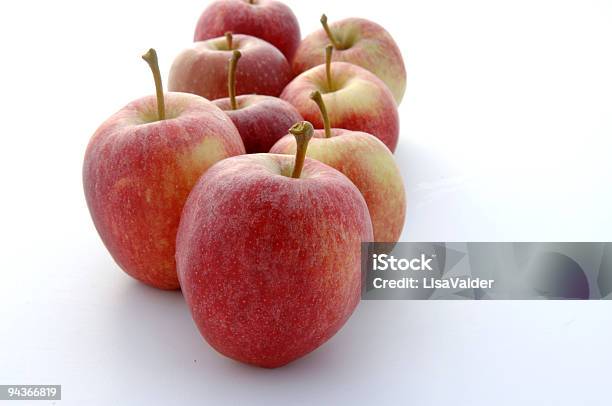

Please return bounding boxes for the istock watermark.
[372,253,434,271]
[361,242,612,300]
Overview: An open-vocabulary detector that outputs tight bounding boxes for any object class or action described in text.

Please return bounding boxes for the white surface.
[1,0,612,404]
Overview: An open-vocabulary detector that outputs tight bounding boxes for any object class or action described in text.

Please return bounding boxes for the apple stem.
[310,91,331,138]
[228,50,242,110]
[320,14,341,50]
[325,45,333,91]
[141,48,165,121]
[225,32,233,50]
[289,121,314,179]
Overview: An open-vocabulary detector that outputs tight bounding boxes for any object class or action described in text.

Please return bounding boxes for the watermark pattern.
[361,242,612,300]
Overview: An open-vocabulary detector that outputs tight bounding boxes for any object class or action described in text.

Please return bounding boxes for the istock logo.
[372,253,435,271]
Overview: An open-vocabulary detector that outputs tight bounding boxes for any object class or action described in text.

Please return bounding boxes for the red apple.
[168,33,292,100]
[214,95,302,153]
[176,122,373,368]
[212,50,302,153]
[281,47,400,152]
[194,0,301,61]
[83,49,245,290]
[271,91,406,242]
[293,15,406,104]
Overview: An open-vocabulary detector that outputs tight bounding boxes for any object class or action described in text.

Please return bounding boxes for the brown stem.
[228,50,241,110]
[325,44,333,91]
[289,121,314,179]
[141,48,165,121]
[310,91,331,138]
[225,32,233,50]
[320,14,341,49]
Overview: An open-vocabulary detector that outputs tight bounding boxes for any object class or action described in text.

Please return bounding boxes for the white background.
[1,0,612,404]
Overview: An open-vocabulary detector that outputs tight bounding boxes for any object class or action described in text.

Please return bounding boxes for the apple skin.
[293,18,406,104]
[194,0,301,62]
[280,62,400,152]
[168,34,292,100]
[270,129,406,242]
[83,92,245,290]
[213,95,302,153]
[176,153,373,368]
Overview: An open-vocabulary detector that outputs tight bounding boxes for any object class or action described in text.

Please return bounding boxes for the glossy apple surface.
[176,153,372,367]
[194,0,301,61]
[168,34,292,100]
[213,95,302,153]
[83,92,245,289]
[293,17,406,104]
[281,62,399,152]
[271,128,406,242]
